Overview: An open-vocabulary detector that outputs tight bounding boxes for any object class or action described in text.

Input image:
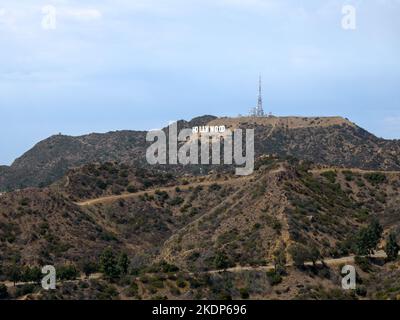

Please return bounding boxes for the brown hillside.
[2,115,400,191]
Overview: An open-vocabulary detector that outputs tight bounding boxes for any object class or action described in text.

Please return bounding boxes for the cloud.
[290,46,324,69]
[0,7,26,31]
[383,116,400,126]
[378,116,400,139]
[216,0,284,12]
[60,8,103,21]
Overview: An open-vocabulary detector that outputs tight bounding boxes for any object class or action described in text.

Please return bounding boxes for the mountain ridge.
[1,115,400,191]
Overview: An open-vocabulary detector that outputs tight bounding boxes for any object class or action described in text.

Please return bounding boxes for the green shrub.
[213,251,234,270]
[266,270,282,286]
[168,196,184,206]
[288,244,309,267]
[356,285,367,297]
[176,278,186,288]
[22,266,42,283]
[127,185,137,193]
[209,183,222,191]
[0,284,8,299]
[155,190,169,201]
[364,173,386,185]
[16,284,35,297]
[354,256,371,272]
[57,264,79,281]
[19,198,30,206]
[355,220,383,256]
[96,285,119,300]
[148,261,179,274]
[149,278,165,289]
[321,171,337,183]
[96,180,107,190]
[100,247,120,279]
[343,170,355,181]
[239,288,250,299]
[126,282,139,297]
[385,233,400,262]
[82,260,98,277]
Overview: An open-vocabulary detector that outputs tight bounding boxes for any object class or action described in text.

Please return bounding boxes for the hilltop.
[208,115,355,130]
[0,115,217,191]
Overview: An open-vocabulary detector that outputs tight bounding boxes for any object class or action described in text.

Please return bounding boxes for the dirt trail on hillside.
[206,250,389,274]
[311,168,400,174]
[2,251,393,290]
[159,178,253,262]
[72,166,400,207]
[76,176,251,206]
[3,273,103,289]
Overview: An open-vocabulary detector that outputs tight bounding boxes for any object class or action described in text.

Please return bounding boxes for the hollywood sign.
[192,126,226,134]
[146,122,254,176]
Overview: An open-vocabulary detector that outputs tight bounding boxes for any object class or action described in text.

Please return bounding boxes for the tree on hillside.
[117,252,130,275]
[22,266,42,283]
[288,244,310,268]
[0,284,8,300]
[273,246,287,273]
[369,219,384,243]
[385,233,400,262]
[214,251,233,270]
[8,264,21,286]
[309,246,322,267]
[82,260,98,277]
[355,220,383,256]
[355,228,371,256]
[57,264,79,281]
[100,247,119,280]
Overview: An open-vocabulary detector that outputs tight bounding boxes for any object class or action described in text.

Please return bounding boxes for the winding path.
[76,176,251,206]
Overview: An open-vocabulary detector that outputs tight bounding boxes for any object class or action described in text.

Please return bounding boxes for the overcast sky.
[0,0,399,165]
